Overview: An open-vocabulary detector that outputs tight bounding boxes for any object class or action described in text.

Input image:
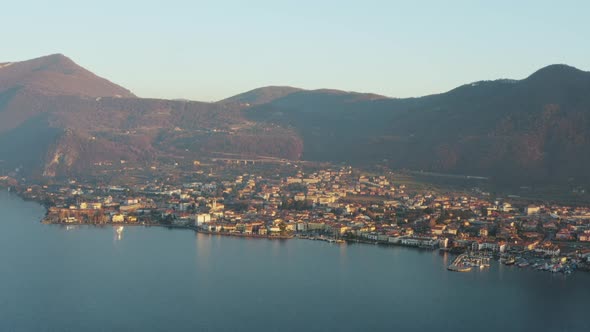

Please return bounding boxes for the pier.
[448,253,491,272]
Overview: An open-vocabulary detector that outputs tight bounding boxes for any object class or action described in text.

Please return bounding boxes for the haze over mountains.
[1,54,590,186]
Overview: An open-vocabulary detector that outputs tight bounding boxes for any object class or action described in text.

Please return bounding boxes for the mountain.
[245,64,590,185]
[0,54,135,132]
[0,55,301,178]
[1,54,590,187]
[218,86,303,106]
[0,54,139,176]
[0,54,134,98]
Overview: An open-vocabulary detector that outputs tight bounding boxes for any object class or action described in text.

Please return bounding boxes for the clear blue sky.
[4,0,589,101]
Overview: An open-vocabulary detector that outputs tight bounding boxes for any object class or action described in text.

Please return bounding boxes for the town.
[3,158,590,274]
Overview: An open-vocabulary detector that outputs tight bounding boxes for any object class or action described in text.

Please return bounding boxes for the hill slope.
[0,55,301,178]
[0,54,134,98]
[218,86,303,106]
[0,54,136,132]
[245,64,590,185]
[2,54,590,187]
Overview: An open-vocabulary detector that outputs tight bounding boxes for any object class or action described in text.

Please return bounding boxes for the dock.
[448,253,491,272]
[448,254,472,272]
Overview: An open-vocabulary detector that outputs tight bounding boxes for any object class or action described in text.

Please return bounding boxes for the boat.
[116,226,124,235]
[501,256,516,265]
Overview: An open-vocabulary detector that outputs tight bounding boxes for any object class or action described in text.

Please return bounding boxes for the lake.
[0,191,588,332]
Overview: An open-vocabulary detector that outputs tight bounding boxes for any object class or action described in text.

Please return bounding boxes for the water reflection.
[441,251,449,266]
[338,242,348,266]
[195,232,211,271]
[114,226,124,241]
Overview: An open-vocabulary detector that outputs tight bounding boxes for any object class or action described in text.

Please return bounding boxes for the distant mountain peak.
[38,53,69,61]
[0,54,135,98]
[218,86,303,105]
[220,86,390,107]
[526,64,587,82]
[26,53,82,74]
[308,89,388,100]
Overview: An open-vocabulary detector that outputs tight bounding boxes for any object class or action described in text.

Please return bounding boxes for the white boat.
[116,226,124,235]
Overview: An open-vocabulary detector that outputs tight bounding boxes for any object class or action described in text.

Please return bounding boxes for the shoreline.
[41,219,589,275]
[4,188,589,276]
[42,220,294,240]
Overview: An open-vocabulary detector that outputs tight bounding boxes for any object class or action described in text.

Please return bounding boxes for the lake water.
[0,191,589,332]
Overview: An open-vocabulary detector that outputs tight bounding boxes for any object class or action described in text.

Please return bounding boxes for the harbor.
[447,251,581,275]
[448,253,491,272]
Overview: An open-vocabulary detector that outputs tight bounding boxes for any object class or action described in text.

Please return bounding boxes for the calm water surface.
[0,191,589,332]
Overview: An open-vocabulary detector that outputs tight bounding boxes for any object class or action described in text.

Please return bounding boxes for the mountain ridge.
[1,54,590,186]
[0,54,135,98]
[218,86,303,106]
[244,63,590,184]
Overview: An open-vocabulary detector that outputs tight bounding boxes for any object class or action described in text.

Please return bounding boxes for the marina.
[447,253,491,272]
[446,251,581,276]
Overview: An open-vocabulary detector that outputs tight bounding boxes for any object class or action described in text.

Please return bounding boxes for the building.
[400,237,438,248]
[195,213,211,226]
[578,231,590,242]
[112,214,125,223]
[526,205,541,215]
[479,227,489,237]
[556,229,573,241]
[296,222,308,232]
[472,241,500,252]
[294,193,306,202]
[432,224,447,235]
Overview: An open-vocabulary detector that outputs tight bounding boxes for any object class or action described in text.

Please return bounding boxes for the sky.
[3,0,589,101]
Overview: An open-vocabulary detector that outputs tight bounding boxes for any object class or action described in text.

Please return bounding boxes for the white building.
[194,213,211,226]
[526,205,541,215]
[400,237,438,247]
